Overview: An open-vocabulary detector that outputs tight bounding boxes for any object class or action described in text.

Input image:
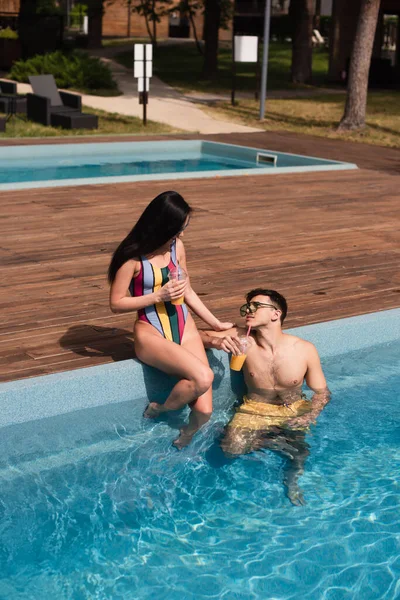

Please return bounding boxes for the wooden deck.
[1,131,399,383]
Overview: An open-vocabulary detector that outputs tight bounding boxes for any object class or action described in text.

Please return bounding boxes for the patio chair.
[0,79,27,115]
[27,74,98,130]
[0,116,6,133]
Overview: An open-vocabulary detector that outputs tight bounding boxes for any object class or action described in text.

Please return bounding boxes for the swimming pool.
[0,310,399,599]
[0,140,357,190]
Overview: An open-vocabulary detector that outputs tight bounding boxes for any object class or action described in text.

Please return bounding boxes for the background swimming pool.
[0,337,399,599]
[0,156,251,184]
[0,140,357,190]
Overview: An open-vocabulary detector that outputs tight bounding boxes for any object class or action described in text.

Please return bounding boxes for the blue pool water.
[0,156,255,184]
[0,140,357,190]
[0,338,399,599]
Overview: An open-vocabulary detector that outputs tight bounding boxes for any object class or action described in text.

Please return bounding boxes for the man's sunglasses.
[239,302,278,317]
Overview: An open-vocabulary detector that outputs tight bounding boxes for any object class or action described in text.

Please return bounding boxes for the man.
[200,289,330,506]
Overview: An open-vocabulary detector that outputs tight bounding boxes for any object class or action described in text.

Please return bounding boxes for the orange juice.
[230,353,247,371]
[168,266,187,306]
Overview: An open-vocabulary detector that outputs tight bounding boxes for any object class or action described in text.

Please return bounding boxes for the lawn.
[115,41,331,94]
[203,92,400,148]
[114,40,400,148]
[0,106,179,138]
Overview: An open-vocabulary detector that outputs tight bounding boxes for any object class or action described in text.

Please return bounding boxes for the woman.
[108,191,233,448]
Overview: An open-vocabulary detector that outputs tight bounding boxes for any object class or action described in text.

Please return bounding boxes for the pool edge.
[0,138,358,191]
[0,308,399,430]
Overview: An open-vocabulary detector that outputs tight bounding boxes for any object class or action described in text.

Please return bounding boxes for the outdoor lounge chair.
[0,79,27,115]
[27,74,98,130]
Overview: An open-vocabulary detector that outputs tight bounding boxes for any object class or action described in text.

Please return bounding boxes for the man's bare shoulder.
[284,334,319,354]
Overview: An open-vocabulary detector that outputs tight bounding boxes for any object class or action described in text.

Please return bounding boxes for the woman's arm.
[199,327,243,354]
[177,239,233,330]
[109,259,187,313]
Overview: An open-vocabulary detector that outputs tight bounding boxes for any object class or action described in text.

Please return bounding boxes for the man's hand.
[287,389,330,430]
[286,413,317,430]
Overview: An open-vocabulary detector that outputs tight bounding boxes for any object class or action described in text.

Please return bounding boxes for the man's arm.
[199,327,244,355]
[288,343,331,428]
[305,343,331,417]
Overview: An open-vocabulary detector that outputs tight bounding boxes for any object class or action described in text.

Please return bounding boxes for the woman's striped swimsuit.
[130,240,188,344]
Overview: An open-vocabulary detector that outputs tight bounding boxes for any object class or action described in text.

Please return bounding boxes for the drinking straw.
[246,325,251,337]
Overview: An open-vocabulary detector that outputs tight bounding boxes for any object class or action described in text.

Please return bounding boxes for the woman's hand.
[156,280,187,303]
[214,321,235,331]
[213,335,243,355]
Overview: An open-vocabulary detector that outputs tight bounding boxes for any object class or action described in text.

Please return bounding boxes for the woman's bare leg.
[134,322,213,420]
[172,332,213,449]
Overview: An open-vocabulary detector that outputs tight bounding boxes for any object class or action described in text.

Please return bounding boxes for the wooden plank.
[0,131,399,382]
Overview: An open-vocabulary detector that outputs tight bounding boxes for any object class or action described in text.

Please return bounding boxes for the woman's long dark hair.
[108,191,192,284]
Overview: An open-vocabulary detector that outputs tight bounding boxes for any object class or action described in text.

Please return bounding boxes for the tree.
[201,0,221,78]
[18,0,64,56]
[313,0,321,30]
[18,0,36,58]
[338,0,382,130]
[290,0,314,84]
[177,0,203,55]
[86,0,103,48]
[201,0,231,79]
[135,0,172,48]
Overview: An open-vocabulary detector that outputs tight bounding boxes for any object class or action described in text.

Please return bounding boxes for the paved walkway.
[15,56,263,134]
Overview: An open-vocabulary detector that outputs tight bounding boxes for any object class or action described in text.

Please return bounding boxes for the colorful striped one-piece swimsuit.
[130,240,188,344]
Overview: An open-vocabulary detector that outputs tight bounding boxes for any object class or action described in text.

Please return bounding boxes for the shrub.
[0,27,18,39]
[9,50,117,92]
[70,3,88,28]
[36,0,62,15]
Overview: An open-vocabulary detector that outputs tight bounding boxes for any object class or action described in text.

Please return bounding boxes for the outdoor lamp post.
[259,0,271,120]
[134,44,153,126]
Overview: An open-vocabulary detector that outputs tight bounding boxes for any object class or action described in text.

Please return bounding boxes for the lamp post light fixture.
[134,44,153,126]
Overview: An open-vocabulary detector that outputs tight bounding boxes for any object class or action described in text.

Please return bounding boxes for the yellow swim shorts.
[227,395,312,432]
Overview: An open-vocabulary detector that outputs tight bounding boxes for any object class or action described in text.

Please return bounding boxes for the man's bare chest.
[244,348,307,390]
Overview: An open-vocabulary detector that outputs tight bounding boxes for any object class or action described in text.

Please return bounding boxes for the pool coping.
[0,139,358,191]
[0,308,398,430]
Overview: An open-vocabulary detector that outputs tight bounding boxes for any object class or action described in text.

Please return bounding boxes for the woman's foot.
[143,402,163,418]
[172,427,195,450]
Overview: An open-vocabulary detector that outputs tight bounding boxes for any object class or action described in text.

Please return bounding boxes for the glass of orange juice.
[230,336,249,371]
[168,266,187,305]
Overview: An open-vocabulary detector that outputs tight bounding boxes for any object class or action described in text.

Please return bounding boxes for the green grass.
[102,37,162,47]
[203,92,400,148]
[0,106,180,138]
[115,41,330,94]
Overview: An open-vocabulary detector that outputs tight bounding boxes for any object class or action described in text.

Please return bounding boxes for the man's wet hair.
[246,289,288,324]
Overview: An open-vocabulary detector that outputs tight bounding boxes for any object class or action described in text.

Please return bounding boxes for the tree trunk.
[314,0,321,30]
[189,7,203,55]
[87,0,103,48]
[338,0,381,130]
[201,0,220,79]
[290,0,314,84]
[152,0,157,48]
[143,13,153,43]
[18,0,37,58]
